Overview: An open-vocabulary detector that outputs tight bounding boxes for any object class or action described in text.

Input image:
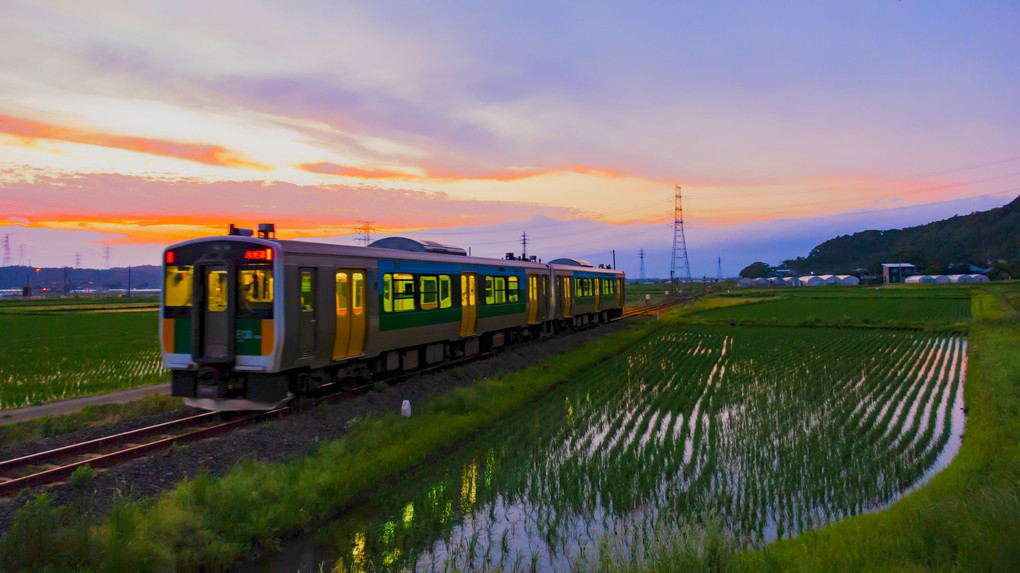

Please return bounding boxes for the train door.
[334,269,367,359]
[460,272,477,336]
[617,278,624,307]
[299,268,317,357]
[527,275,539,323]
[194,262,234,362]
[595,277,601,311]
[563,276,573,316]
[539,276,549,320]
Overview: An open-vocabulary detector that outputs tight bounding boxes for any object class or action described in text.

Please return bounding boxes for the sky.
[1,1,1018,277]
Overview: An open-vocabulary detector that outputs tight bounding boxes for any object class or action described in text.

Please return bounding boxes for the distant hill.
[0,265,161,291]
[782,196,1020,276]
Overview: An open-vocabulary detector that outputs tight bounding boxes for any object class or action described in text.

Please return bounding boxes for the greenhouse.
[799,276,827,286]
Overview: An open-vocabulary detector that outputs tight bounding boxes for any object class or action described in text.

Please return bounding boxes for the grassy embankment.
[0,312,674,571]
[0,298,165,411]
[589,283,1020,572]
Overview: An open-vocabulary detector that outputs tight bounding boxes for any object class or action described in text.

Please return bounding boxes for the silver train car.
[160,224,625,410]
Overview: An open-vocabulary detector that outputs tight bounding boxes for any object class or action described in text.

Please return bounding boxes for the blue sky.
[0,1,1017,273]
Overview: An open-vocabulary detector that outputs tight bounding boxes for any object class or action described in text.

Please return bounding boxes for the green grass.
[0,393,184,447]
[723,283,1020,572]
[0,319,664,572]
[0,310,166,409]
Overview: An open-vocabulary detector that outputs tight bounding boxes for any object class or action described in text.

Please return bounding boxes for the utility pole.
[611,249,616,270]
[354,221,375,246]
[670,184,692,287]
[716,257,723,282]
[1,234,10,267]
[75,252,81,269]
[521,231,528,260]
[639,249,647,282]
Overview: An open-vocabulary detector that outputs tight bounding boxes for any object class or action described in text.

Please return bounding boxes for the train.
[160,224,626,410]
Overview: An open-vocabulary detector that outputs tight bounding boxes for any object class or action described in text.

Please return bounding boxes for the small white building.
[836,275,860,286]
[932,275,951,284]
[817,274,839,285]
[768,277,788,287]
[969,274,990,283]
[883,263,917,284]
[946,275,971,283]
[783,277,801,287]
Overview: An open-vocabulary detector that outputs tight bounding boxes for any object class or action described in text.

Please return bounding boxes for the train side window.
[484,276,494,304]
[336,272,349,316]
[352,272,364,315]
[164,265,193,307]
[494,276,506,304]
[300,271,314,311]
[507,276,519,302]
[383,274,393,313]
[439,275,452,308]
[574,278,582,298]
[420,275,438,310]
[393,273,416,312]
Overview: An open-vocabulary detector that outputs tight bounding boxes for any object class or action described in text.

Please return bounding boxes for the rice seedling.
[298,324,966,571]
[0,309,166,408]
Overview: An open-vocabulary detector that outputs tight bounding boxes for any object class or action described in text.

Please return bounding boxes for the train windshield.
[165,266,193,307]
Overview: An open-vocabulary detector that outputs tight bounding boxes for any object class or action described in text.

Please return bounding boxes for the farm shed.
[817,274,839,285]
[882,263,917,284]
[969,274,990,282]
[947,275,971,283]
[782,277,801,287]
[836,275,860,286]
[799,276,826,287]
[751,277,770,288]
[737,278,753,288]
[932,275,951,284]
[905,275,930,284]
[768,277,788,287]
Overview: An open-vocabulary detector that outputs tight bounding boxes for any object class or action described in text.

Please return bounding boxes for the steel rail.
[0,409,281,496]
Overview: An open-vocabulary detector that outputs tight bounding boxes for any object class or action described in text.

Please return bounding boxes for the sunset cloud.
[0,170,582,244]
[0,115,266,169]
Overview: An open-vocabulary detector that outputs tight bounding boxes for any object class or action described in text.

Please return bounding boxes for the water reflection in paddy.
[249,326,966,572]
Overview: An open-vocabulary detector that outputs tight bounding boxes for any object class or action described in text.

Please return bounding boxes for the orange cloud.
[0,114,266,169]
[0,171,582,244]
[301,162,417,179]
[299,161,657,184]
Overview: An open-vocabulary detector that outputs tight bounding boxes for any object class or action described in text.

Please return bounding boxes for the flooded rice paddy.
[253,325,966,572]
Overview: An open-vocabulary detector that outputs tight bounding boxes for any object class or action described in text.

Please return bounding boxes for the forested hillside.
[783,196,1020,276]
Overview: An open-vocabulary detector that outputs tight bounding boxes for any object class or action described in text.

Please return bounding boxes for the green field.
[690,294,972,326]
[0,300,165,409]
[2,284,1018,572]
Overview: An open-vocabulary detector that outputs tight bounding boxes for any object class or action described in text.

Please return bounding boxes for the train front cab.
[161,236,289,410]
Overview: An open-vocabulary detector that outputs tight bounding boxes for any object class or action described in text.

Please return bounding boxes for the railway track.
[0,298,694,497]
[0,410,283,497]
